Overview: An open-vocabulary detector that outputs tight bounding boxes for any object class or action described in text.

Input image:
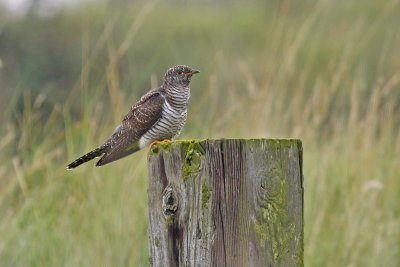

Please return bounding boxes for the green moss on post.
[182,141,204,181]
[201,183,210,209]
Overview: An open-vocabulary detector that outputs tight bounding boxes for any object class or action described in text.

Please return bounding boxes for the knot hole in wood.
[162,185,179,216]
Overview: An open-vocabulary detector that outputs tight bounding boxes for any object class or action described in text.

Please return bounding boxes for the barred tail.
[67,147,107,170]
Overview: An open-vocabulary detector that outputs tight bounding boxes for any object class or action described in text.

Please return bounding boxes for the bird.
[67,65,199,169]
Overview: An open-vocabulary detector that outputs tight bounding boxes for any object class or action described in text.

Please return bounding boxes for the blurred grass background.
[0,0,399,266]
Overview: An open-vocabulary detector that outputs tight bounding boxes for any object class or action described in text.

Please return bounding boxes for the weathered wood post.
[148,139,303,267]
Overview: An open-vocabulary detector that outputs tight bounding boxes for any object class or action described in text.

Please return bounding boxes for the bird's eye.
[177,71,183,75]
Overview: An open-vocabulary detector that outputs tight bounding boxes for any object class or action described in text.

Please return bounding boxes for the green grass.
[0,0,399,266]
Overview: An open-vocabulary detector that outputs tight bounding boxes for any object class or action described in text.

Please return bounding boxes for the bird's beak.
[191,69,200,75]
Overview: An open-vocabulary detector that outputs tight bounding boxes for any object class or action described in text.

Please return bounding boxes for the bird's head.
[163,65,200,87]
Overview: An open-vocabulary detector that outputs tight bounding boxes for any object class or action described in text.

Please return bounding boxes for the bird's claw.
[150,139,171,147]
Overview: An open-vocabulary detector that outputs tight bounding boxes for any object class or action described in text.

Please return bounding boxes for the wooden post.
[147,139,303,267]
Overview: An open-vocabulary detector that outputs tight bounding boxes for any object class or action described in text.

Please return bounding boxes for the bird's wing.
[122,88,165,127]
[96,88,165,166]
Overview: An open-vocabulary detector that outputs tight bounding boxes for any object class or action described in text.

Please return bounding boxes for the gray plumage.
[67,65,199,169]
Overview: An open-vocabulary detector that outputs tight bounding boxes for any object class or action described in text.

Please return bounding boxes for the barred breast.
[138,86,189,148]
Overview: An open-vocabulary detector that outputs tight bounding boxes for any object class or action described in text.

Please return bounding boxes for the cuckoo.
[67,65,199,169]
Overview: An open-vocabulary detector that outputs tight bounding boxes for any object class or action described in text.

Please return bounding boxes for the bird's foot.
[150,139,171,153]
[150,139,171,147]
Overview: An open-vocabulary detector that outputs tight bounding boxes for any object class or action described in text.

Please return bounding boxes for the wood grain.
[148,139,303,267]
